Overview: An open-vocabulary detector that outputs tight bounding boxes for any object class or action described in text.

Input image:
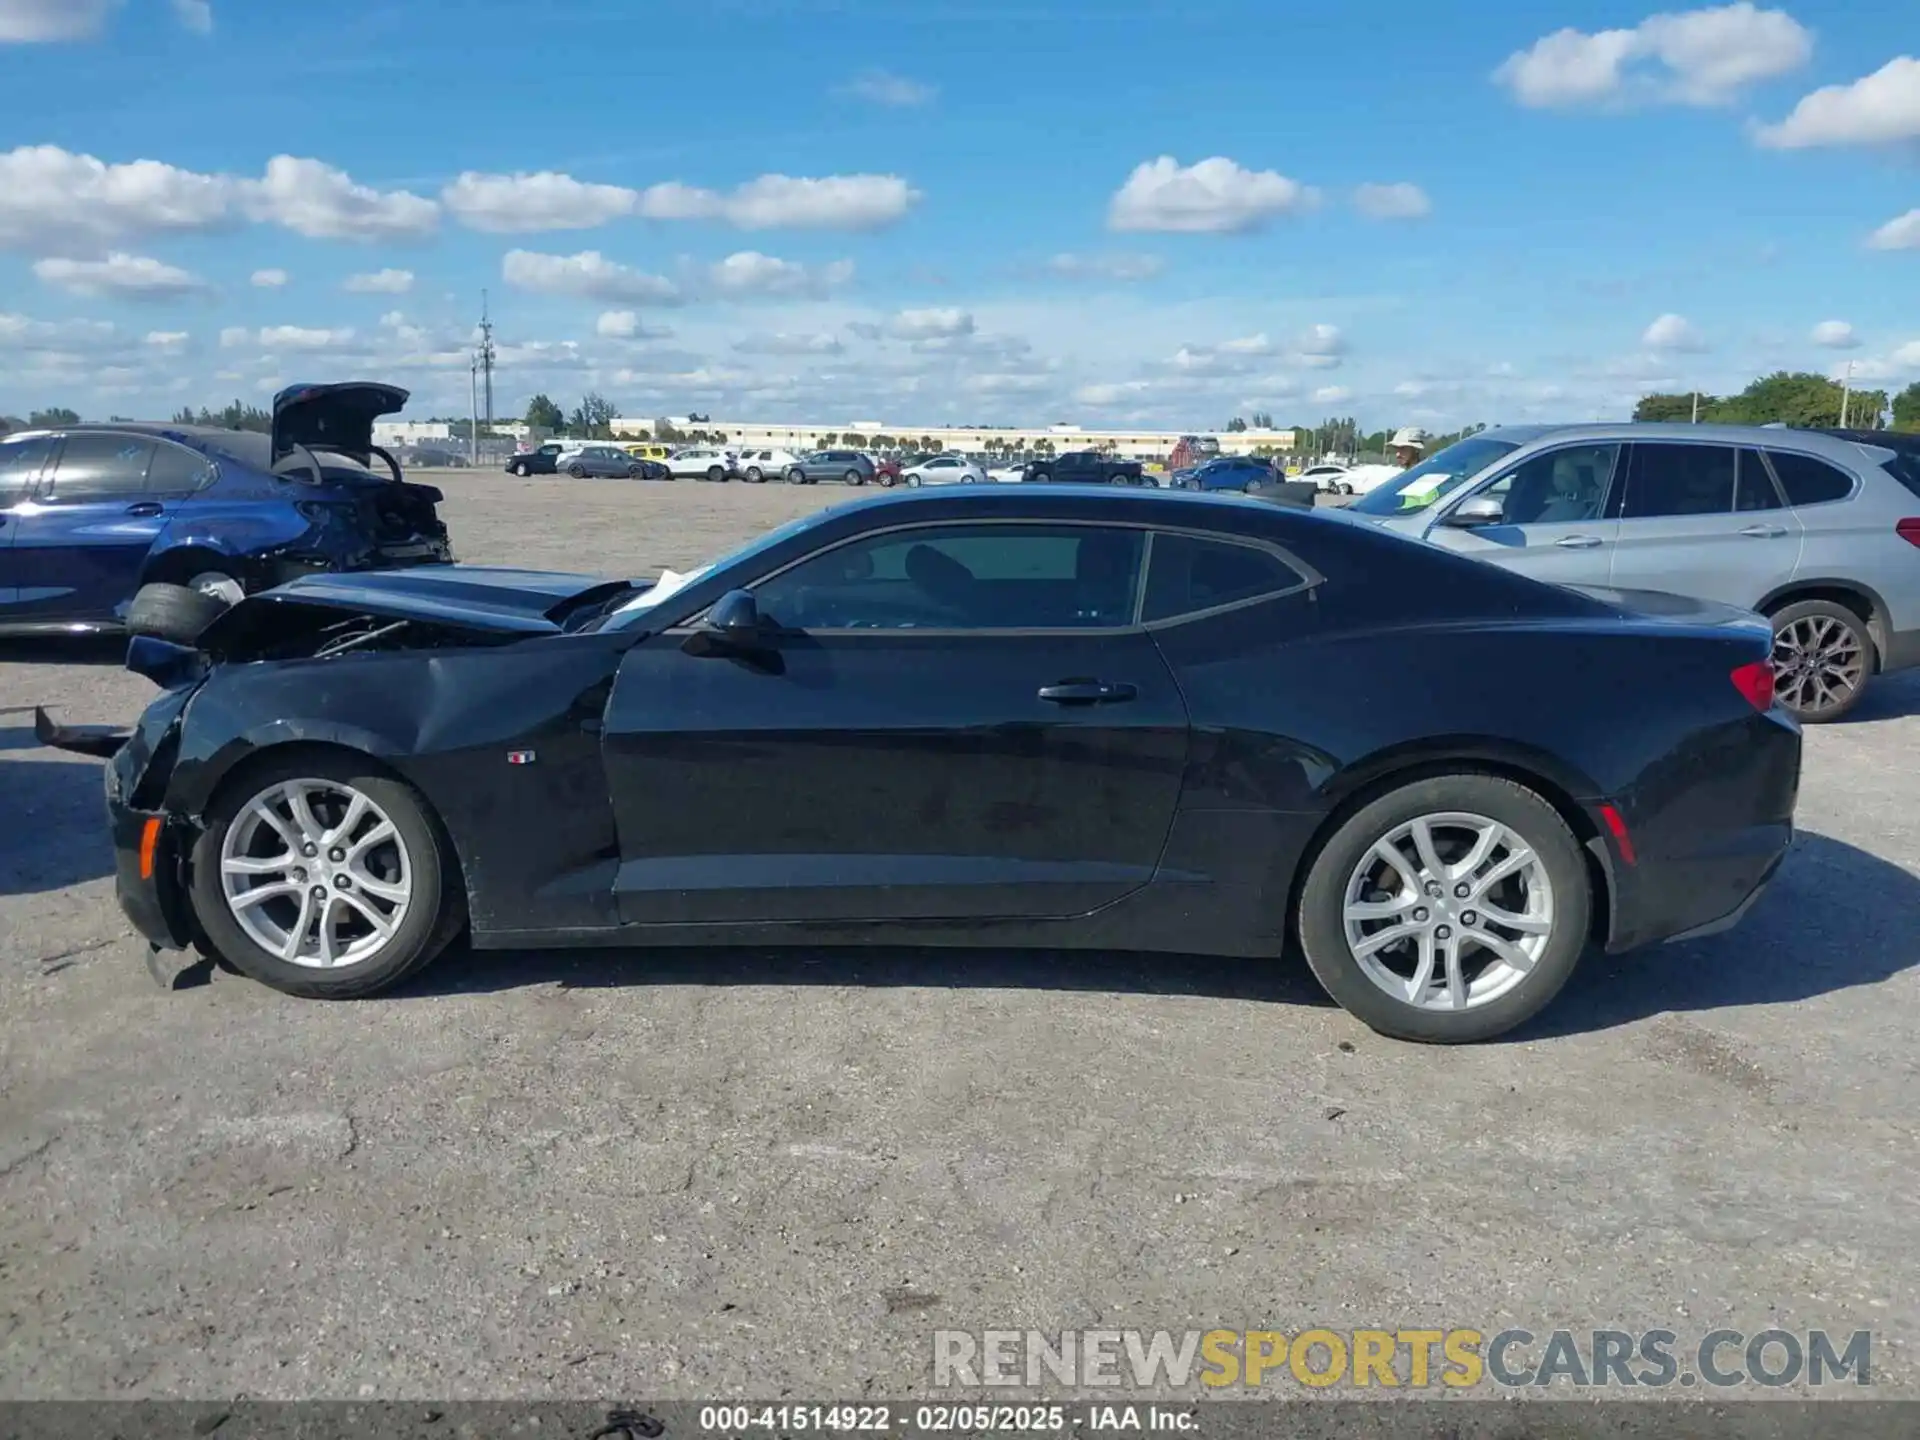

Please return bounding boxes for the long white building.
[608,416,1297,461]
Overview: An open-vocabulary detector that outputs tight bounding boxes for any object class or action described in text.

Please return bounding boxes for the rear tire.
[1768,598,1871,723]
[845,469,864,486]
[568,464,587,478]
[125,582,231,644]
[707,465,726,483]
[189,751,463,1000]
[1296,773,1590,1044]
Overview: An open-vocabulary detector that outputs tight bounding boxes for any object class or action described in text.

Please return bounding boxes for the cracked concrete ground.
[2,473,1917,1401]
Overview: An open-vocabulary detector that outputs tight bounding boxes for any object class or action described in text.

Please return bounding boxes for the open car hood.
[193,565,635,656]
[272,381,410,469]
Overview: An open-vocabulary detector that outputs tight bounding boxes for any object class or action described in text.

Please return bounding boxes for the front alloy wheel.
[192,757,461,998]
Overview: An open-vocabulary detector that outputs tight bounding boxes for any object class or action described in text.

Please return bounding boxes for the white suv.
[736,449,801,483]
[667,448,739,482]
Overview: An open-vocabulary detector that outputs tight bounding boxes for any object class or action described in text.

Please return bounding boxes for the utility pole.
[477,289,496,440]
[1838,360,1853,428]
[468,357,480,466]
[1690,391,1700,424]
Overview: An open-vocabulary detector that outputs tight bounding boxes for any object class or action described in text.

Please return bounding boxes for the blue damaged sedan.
[0,382,451,635]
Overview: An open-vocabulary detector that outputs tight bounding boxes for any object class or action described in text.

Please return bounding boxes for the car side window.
[1734,449,1782,511]
[0,435,55,503]
[753,523,1146,631]
[1474,444,1619,525]
[1620,443,1737,519]
[44,433,158,502]
[146,440,217,496]
[1767,450,1855,507]
[1141,532,1310,623]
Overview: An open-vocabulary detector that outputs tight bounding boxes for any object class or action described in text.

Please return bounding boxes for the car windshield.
[1348,436,1522,515]
[601,507,841,625]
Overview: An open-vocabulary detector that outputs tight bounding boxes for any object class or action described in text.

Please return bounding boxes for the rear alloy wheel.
[1769,599,1870,723]
[845,469,865,486]
[568,464,587,478]
[191,754,461,999]
[707,465,727,483]
[1297,774,1589,1043]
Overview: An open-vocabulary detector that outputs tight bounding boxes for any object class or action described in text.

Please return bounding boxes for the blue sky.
[0,0,1915,431]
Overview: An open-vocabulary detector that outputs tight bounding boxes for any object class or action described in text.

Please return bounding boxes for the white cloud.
[243,156,439,240]
[171,0,211,33]
[637,173,920,230]
[342,267,414,294]
[257,324,356,350]
[218,325,250,348]
[1755,56,1920,148]
[1867,209,1920,250]
[1811,320,1860,348]
[1892,340,1920,368]
[501,248,683,304]
[250,267,288,287]
[32,251,207,298]
[596,310,642,338]
[1109,156,1318,233]
[144,330,190,352]
[707,250,855,297]
[1643,312,1708,350]
[0,144,232,252]
[1296,323,1346,366]
[739,332,845,355]
[0,0,117,40]
[837,70,936,106]
[888,307,975,340]
[1312,385,1352,404]
[1044,252,1165,281]
[1074,380,1153,406]
[1353,182,1433,220]
[1494,3,1812,108]
[440,170,640,233]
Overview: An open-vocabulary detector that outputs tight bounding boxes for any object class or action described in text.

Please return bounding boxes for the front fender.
[170,717,412,818]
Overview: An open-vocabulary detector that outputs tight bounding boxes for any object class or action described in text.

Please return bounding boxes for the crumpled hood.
[195,565,633,652]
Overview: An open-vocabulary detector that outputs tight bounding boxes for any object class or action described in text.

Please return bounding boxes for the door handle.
[124,502,163,518]
[1038,680,1137,705]
[1739,524,1786,538]
[1553,534,1602,549]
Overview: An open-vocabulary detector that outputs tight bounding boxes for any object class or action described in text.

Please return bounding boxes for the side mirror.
[1441,494,1506,528]
[706,589,762,640]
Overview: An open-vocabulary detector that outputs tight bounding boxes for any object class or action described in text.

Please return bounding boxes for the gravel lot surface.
[3,471,1917,1401]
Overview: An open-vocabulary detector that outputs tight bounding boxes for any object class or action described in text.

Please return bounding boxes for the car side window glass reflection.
[1733,449,1783,512]
[1621,443,1738,518]
[1767,450,1854,507]
[146,441,217,496]
[0,435,55,503]
[754,524,1145,631]
[46,433,158,502]
[1141,533,1308,623]
[1476,445,1618,525]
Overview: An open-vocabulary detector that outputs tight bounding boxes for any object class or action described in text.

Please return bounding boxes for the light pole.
[468,357,480,466]
[1838,360,1854,428]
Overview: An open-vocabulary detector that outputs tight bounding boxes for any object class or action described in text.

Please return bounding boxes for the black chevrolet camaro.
[48,484,1802,1042]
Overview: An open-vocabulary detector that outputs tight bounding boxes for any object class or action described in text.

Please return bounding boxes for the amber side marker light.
[138,817,162,880]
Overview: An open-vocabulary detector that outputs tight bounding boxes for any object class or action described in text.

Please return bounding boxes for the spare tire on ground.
[125,582,232,645]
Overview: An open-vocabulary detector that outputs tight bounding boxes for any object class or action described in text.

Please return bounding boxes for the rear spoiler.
[34,706,131,759]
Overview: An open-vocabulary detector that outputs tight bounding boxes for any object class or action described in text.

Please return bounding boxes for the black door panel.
[603,629,1189,924]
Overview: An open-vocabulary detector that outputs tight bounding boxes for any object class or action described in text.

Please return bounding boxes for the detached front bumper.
[106,782,195,953]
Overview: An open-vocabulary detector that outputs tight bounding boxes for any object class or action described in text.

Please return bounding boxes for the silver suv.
[1349,423,1920,722]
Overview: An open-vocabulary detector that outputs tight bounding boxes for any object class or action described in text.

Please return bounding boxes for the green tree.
[1226,416,1248,432]
[841,430,867,448]
[0,415,23,434]
[525,394,565,432]
[1721,371,1846,427]
[1892,382,1920,433]
[819,433,839,447]
[1633,392,1703,422]
[29,407,81,427]
[568,391,619,439]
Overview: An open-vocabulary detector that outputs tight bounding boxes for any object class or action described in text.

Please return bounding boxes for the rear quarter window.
[1767,451,1856,507]
[1142,532,1311,623]
[1871,446,1920,500]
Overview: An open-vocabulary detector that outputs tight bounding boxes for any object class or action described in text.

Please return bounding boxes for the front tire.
[1769,598,1871,723]
[1296,773,1590,1044]
[190,752,462,999]
[746,466,764,482]
[787,468,807,484]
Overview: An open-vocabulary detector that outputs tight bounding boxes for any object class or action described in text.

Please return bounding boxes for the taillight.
[1731,659,1775,712]
[1897,518,1920,548]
